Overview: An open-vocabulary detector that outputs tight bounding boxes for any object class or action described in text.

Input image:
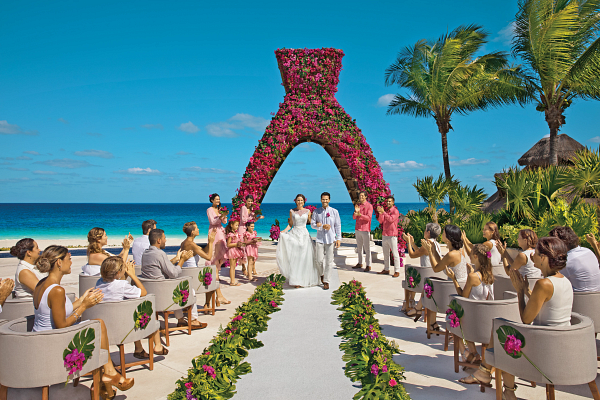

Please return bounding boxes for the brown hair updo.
[10,238,35,260]
[183,221,197,237]
[87,227,105,254]
[519,229,538,249]
[536,237,568,274]
[36,245,69,273]
[471,244,494,285]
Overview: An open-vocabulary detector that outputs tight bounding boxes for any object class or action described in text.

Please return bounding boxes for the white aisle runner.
[234,265,358,399]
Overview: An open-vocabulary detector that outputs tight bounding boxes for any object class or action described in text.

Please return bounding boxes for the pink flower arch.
[232,48,391,217]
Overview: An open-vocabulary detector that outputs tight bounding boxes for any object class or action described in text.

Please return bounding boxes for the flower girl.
[225,220,246,286]
[243,221,262,281]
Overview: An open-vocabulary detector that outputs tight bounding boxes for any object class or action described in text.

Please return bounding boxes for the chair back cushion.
[572,291,600,333]
[0,298,34,321]
[182,265,220,295]
[489,313,597,385]
[0,318,103,388]
[79,274,100,297]
[422,278,456,313]
[82,295,160,345]
[446,295,520,344]
[138,276,196,312]
[493,275,540,300]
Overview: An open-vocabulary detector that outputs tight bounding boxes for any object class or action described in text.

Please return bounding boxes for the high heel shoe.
[99,382,116,400]
[102,372,134,392]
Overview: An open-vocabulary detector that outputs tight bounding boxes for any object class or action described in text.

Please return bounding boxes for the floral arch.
[231,48,391,215]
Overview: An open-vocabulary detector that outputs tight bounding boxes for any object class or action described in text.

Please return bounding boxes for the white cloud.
[298,143,316,152]
[177,151,193,156]
[115,167,161,175]
[87,132,103,137]
[589,136,600,143]
[229,113,269,131]
[377,94,396,107]
[33,170,57,175]
[382,160,427,171]
[2,156,32,161]
[543,133,550,138]
[450,158,490,166]
[177,121,200,134]
[205,123,238,138]
[181,166,236,174]
[74,149,114,159]
[391,139,400,145]
[34,158,96,169]
[493,22,515,45]
[58,118,69,124]
[8,167,29,171]
[23,151,40,155]
[205,113,269,137]
[0,120,38,136]
[140,124,164,130]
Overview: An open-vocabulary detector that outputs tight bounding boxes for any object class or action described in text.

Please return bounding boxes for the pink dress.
[238,205,255,236]
[207,207,227,266]
[244,231,261,259]
[225,232,246,262]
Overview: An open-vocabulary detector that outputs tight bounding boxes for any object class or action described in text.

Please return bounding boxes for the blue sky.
[2,0,599,204]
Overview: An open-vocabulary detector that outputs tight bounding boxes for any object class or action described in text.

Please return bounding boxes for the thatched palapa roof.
[517,134,584,167]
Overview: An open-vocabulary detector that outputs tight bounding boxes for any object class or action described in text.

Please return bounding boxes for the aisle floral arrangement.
[331,280,410,400]
[230,48,391,221]
[168,274,286,400]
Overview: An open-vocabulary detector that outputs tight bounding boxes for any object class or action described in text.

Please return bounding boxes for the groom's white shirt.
[311,206,341,244]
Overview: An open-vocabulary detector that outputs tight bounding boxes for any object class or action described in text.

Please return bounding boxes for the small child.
[225,220,246,286]
[96,256,167,357]
[243,221,262,281]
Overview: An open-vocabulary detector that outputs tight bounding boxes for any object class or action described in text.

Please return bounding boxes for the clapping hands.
[509,269,528,295]
[376,206,385,214]
[420,239,432,253]
[495,239,506,256]
[0,278,15,305]
[123,259,136,277]
[586,233,598,247]
[208,229,216,243]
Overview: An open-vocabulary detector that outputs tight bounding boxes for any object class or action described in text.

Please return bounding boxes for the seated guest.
[496,229,542,278]
[141,229,206,330]
[549,226,600,291]
[10,238,47,298]
[585,233,600,264]
[401,223,441,315]
[32,245,134,395]
[96,256,167,358]
[419,224,468,334]
[132,219,157,266]
[180,222,216,313]
[463,222,503,271]
[464,237,572,400]
[0,278,15,314]
[82,227,133,276]
[447,244,494,367]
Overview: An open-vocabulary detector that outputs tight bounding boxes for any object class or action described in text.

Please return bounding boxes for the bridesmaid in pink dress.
[225,220,246,286]
[238,195,264,274]
[207,193,230,305]
[243,221,261,281]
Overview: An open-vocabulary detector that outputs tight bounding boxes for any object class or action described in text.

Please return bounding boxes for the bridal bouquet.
[219,206,229,216]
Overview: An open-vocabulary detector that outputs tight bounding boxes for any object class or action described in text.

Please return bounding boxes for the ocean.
[0,203,449,241]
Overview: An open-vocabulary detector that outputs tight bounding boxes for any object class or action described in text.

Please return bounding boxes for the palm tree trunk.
[437,121,453,215]
[548,128,558,166]
[544,104,563,166]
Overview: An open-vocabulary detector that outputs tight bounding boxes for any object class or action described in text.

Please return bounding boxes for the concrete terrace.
[0,241,597,400]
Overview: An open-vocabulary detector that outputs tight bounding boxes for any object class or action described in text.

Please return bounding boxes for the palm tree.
[385,25,531,180]
[513,0,600,165]
[449,183,488,217]
[413,174,454,222]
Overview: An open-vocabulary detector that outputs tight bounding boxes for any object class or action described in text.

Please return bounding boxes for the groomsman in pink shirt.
[376,196,401,277]
[352,191,373,272]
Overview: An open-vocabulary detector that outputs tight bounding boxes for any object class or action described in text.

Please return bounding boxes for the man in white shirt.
[132,219,156,266]
[550,226,600,292]
[311,192,341,290]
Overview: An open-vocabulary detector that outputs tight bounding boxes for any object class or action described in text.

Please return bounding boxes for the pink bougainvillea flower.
[389,378,397,387]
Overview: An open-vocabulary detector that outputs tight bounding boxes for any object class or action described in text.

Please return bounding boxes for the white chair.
[182,265,220,316]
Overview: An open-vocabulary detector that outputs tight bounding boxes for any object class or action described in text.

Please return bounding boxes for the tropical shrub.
[449,183,487,218]
[454,213,497,244]
[332,280,410,400]
[536,198,598,240]
[559,146,600,199]
[413,174,453,222]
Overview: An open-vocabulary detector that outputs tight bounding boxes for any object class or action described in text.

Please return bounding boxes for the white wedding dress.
[276,209,319,287]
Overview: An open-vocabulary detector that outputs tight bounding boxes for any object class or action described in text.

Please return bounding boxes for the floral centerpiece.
[423,278,438,311]
[63,328,95,385]
[497,325,552,383]
[198,266,213,290]
[165,280,190,311]
[446,298,466,345]
[405,267,421,289]
[121,300,153,343]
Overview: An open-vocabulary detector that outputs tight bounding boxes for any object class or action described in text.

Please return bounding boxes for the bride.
[276,194,319,287]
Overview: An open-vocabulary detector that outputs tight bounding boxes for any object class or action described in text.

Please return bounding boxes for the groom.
[311,192,341,290]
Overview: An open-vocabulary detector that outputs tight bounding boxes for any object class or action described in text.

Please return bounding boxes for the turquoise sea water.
[0,203,449,241]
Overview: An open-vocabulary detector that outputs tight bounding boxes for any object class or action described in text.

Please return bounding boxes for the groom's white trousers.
[316,242,334,284]
[382,235,401,273]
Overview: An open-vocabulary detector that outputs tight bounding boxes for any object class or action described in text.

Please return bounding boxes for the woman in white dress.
[82,227,132,276]
[276,194,319,288]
